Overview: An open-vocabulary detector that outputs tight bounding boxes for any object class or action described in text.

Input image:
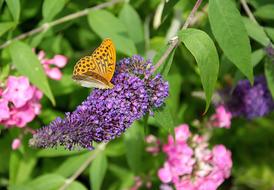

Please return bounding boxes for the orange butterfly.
[72,38,116,89]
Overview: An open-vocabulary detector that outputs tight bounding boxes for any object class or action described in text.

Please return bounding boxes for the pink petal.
[175,124,191,142]
[46,67,62,80]
[37,50,46,60]
[12,138,21,150]
[0,99,10,121]
[158,163,172,183]
[51,55,68,68]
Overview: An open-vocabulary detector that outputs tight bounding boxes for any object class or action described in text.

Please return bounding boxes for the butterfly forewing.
[72,39,116,89]
[91,39,116,81]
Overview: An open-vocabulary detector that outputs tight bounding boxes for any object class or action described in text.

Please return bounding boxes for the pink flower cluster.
[211,105,232,128]
[158,124,232,190]
[145,135,161,155]
[0,76,42,127]
[37,50,68,80]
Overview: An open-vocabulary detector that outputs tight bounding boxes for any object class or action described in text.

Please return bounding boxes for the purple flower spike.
[29,55,169,150]
[223,75,274,119]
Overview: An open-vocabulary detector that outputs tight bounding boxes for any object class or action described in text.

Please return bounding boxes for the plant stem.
[240,0,258,24]
[58,143,106,190]
[153,0,203,72]
[182,0,203,30]
[0,0,122,49]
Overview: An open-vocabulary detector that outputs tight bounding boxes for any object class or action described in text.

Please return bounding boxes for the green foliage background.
[0,0,274,189]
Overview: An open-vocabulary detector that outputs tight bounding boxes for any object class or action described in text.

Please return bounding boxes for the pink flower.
[12,138,21,150]
[0,76,43,128]
[175,124,191,142]
[158,124,233,190]
[0,99,10,121]
[158,162,172,183]
[2,76,34,108]
[37,50,68,80]
[130,176,143,190]
[145,135,160,155]
[211,105,232,128]
[195,178,218,190]
[175,178,195,190]
[212,145,232,178]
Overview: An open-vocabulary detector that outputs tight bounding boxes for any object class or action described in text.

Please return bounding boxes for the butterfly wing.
[72,38,116,89]
[90,38,116,82]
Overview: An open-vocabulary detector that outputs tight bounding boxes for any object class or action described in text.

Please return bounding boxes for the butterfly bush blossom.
[220,75,274,119]
[158,124,232,190]
[29,55,169,150]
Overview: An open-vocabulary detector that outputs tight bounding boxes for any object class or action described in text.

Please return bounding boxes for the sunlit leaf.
[209,0,253,83]
[178,28,219,112]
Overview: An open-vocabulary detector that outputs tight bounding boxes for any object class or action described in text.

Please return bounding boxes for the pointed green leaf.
[255,4,274,20]
[0,22,15,36]
[252,49,266,67]
[55,152,91,178]
[5,0,20,22]
[42,0,66,22]
[88,10,137,56]
[123,122,144,174]
[178,28,219,112]
[243,17,270,46]
[154,106,175,136]
[209,0,253,83]
[119,3,145,54]
[162,0,180,22]
[90,152,108,190]
[9,41,55,105]
[265,57,274,98]
[265,27,274,42]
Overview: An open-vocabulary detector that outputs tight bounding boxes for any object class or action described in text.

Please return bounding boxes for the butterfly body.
[72,39,116,89]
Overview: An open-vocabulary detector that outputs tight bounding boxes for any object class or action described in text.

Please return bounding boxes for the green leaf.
[42,0,66,22]
[55,152,91,177]
[105,141,125,157]
[255,4,274,20]
[209,0,253,83]
[5,0,20,22]
[0,0,4,10]
[178,28,219,112]
[154,106,175,136]
[252,49,266,67]
[162,0,180,22]
[123,122,144,174]
[9,152,37,185]
[67,181,87,190]
[88,10,137,56]
[0,22,15,36]
[11,174,65,190]
[265,57,274,98]
[119,3,145,54]
[90,152,108,190]
[243,17,270,46]
[37,147,86,157]
[9,41,55,105]
[153,43,176,78]
[265,27,274,42]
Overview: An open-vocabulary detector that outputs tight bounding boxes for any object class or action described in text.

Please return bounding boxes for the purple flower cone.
[29,55,169,150]
[223,75,274,119]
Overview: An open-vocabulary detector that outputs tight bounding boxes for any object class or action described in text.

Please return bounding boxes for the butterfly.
[72,38,116,89]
